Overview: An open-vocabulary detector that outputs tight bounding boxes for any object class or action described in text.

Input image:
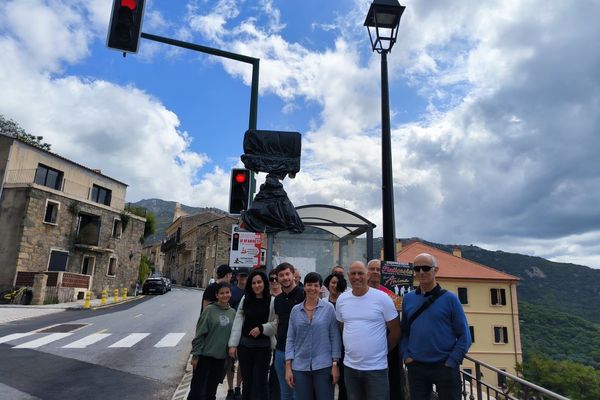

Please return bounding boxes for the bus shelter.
[267,204,376,278]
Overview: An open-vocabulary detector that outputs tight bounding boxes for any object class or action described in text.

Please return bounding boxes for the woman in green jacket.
[188,282,236,400]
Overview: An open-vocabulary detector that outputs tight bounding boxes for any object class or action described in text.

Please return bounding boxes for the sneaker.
[234,386,242,400]
[226,389,235,400]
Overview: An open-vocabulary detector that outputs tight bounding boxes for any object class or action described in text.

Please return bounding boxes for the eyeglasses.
[413,265,433,272]
[269,277,278,282]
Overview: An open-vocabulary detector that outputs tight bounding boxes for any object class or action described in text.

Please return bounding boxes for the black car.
[142,277,168,295]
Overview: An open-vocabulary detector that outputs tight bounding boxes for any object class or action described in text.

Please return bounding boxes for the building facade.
[0,134,145,300]
[142,242,164,275]
[397,241,522,389]
[161,209,237,288]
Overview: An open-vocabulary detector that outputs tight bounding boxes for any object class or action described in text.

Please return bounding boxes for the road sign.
[229,225,262,269]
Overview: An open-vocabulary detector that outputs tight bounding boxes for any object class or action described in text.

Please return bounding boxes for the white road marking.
[134,314,143,318]
[0,332,36,344]
[154,333,186,348]
[62,333,112,348]
[108,333,149,348]
[13,333,73,348]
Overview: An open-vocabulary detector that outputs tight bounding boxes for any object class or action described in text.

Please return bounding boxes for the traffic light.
[106,0,146,54]
[229,168,252,215]
[232,233,240,251]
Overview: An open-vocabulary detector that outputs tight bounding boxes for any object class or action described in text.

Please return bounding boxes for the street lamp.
[364,0,405,262]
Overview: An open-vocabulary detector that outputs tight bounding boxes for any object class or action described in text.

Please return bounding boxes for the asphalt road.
[0,287,204,400]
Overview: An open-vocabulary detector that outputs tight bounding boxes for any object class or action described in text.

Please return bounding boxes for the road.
[0,287,203,400]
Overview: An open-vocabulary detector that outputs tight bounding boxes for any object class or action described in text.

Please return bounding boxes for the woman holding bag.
[228,270,277,400]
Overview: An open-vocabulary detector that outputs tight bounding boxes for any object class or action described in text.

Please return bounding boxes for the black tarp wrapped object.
[241,173,305,234]
[241,129,301,178]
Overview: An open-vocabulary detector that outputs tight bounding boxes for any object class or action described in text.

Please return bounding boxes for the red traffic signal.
[107,0,146,54]
[229,168,252,215]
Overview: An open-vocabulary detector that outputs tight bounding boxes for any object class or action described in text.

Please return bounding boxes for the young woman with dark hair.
[285,272,341,400]
[228,270,277,400]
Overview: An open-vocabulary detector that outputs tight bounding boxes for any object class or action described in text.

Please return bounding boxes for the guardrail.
[459,355,569,400]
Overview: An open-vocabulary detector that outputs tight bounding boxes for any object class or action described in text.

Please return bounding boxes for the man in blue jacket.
[400,253,471,400]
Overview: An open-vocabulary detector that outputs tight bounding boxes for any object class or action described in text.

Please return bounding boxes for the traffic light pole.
[140,32,259,130]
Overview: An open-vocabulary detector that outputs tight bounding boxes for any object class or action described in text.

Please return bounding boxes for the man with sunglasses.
[400,253,471,400]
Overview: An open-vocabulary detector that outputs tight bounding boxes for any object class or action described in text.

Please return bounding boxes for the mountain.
[129,199,228,244]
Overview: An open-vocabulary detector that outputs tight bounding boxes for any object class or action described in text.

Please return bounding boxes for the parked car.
[142,277,168,295]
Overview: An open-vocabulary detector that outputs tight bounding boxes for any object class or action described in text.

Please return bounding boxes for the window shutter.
[500,289,507,305]
[491,288,498,305]
[494,327,500,343]
[503,327,509,343]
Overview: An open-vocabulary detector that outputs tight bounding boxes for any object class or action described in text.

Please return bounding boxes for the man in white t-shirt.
[335,261,400,400]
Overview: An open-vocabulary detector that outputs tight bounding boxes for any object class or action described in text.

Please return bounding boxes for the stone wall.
[13,187,145,297]
[0,187,28,290]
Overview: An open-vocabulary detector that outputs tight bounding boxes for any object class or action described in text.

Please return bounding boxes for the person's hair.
[331,265,344,273]
[216,264,232,278]
[244,270,270,302]
[324,273,347,293]
[215,281,231,294]
[275,262,295,276]
[303,272,322,286]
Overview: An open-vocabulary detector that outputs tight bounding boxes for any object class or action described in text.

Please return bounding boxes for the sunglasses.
[269,277,278,282]
[413,265,433,272]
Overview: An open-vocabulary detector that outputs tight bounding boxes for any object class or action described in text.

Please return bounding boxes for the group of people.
[188,253,472,400]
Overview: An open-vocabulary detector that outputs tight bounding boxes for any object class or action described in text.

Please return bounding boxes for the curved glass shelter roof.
[295,204,376,241]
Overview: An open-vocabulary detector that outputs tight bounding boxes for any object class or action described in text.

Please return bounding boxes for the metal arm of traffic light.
[139,32,259,130]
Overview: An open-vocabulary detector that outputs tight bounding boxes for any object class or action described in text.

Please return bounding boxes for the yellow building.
[397,241,522,388]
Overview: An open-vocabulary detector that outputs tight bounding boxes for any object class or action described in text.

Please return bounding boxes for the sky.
[1,0,600,268]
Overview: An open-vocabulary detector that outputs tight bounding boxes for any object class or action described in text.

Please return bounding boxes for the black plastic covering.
[241,129,301,177]
[241,174,305,234]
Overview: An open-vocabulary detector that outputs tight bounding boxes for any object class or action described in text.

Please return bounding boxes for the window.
[463,368,473,384]
[34,164,63,190]
[491,288,507,305]
[493,326,509,344]
[107,257,117,276]
[76,213,101,246]
[112,218,122,238]
[81,255,95,275]
[469,326,475,343]
[498,369,507,388]
[458,287,469,304]
[91,184,112,206]
[43,200,60,224]
[48,250,69,271]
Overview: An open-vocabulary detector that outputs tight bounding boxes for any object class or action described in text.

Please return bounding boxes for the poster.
[229,225,262,269]
[381,261,414,310]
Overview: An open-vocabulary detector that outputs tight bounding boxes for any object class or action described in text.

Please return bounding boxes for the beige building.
[0,133,145,301]
[397,241,522,389]
[161,205,237,287]
[142,242,164,275]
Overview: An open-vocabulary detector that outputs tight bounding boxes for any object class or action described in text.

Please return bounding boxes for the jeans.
[269,350,280,400]
[274,349,295,400]
[293,367,333,400]
[343,366,389,400]
[187,356,226,400]
[407,362,462,400]
[238,345,271,400]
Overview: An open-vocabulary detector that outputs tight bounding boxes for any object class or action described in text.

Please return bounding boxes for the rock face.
[525,266,547,279]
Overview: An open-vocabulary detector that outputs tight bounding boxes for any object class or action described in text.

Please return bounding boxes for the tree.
[0,115,51,151]
[138,255,153,283]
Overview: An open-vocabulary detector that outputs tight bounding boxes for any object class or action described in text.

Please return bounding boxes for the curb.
[90,295,146,310]
[171,355,193,400]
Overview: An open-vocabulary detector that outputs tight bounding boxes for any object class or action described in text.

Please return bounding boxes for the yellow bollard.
[114,288,119,303]
[83,291,91,309]
[101,289,107,305]
[122,287,128,301]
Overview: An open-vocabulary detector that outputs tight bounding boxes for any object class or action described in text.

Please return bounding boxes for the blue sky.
[2,0,600,268]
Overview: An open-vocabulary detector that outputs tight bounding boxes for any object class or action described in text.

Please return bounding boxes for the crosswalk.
[0,331,187,349]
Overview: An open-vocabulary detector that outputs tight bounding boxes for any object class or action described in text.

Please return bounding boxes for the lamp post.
[364,0,405,262]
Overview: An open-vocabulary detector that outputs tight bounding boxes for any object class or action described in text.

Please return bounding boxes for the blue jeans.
[274,350,295,400]
[293,367,333,400]
[343,366,389,400]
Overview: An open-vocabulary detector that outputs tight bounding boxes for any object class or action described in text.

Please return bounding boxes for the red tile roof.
[397,241,519,281]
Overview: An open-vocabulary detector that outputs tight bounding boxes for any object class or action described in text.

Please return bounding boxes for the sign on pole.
[229,225,262,269]
[381,261,414,310]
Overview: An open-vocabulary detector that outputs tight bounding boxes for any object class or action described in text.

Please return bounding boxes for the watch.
[332,360,339,366]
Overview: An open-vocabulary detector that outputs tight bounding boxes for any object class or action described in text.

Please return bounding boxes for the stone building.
[161,204,237,288]
[0,133,145,301]
[141,242,164,275]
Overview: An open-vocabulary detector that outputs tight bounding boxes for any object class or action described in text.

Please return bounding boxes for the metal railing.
[458,355,570,400]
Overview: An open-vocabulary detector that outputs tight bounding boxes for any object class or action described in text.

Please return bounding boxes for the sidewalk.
[0,295,145,324]
[170,356,235,400]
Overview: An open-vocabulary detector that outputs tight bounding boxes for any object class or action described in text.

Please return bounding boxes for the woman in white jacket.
[228,270,277,400]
